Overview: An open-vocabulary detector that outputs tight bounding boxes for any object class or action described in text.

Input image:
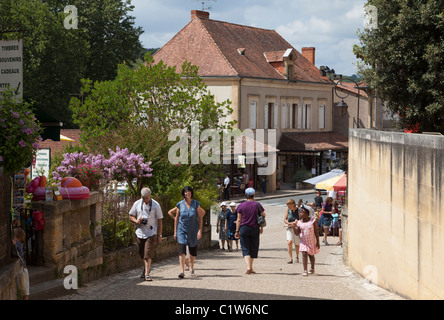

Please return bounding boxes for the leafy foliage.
[0,89,42,175]
[0,0,143,128]
[355,0,444,133]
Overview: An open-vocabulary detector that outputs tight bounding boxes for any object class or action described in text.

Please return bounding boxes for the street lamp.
[320,67,362,128]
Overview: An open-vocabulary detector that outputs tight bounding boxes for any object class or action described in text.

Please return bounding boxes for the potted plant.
[293,170,312,190]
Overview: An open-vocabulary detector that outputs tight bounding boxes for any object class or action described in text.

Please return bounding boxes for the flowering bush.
[0,90,42,175]
[53,147,153,193]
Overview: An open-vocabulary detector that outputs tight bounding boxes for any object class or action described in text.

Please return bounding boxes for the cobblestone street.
[56,199,404,301]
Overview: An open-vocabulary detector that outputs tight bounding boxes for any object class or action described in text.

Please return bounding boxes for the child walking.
[295,207,320,276]
[12,228,29,299]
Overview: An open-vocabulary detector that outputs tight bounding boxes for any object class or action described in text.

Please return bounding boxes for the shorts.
[179,244,197,257]
[18,267,29,296]
[137,236,157,260]
[239,225,260,258]
[286,227,300,245]
[322,217,332,227]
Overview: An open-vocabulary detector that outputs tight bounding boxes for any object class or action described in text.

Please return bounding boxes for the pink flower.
[19,141,26,147]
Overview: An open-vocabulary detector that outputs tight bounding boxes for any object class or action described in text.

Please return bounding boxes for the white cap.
[229,202,236,207]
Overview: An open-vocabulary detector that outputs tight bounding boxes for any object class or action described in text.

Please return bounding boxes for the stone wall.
[346,129,444,299]
[0,167,12,267]
[30,193,212,285]
[31,191,104,274]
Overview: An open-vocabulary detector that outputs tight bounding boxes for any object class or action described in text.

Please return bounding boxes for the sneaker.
[302,271,308,276]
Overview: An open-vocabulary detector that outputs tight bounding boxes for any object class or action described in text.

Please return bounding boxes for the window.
[291,104,297,129]
[249,101,257,129]
[298,104,311,129]
[319,105,326,129]
[264,102,276,129]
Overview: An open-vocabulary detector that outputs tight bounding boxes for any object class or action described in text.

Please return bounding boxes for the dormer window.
[237,48,246,55]
[283,48,296,81]
[264,48,296,81]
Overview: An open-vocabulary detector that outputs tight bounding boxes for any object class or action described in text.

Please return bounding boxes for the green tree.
[69,54,233,198]
[0,0,143,128]
[0,0,88,128]
[354,0,444,133]
[69,53,234,144]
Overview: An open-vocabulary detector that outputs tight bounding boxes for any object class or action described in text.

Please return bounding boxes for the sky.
[131,0,368,76]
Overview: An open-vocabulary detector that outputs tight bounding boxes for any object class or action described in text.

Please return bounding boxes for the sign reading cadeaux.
[31,148,51,181]
[0,39,23,99]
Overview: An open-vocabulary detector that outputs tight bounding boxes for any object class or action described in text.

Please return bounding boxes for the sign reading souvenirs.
[0,39,23,99]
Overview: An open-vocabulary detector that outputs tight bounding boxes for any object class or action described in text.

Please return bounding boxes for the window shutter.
[273,103,278,129]
[282,103,288,129]
[264,103,268,129]
[289,104,293,129]
[297,104,303,129]
[319,105,325,129]
[250,101,257,129]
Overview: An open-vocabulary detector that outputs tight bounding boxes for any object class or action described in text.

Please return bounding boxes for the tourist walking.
[129,187,163,281]
[227,202,239,251]
[321,197,334,245]
[12,228,29,299]
[235,188,265,275]
[295,206,320,276]
[172,186,206,279]
[217,202,229,250]
[314,190,323,208]
[223,174,230,200]
[283,199,300,264]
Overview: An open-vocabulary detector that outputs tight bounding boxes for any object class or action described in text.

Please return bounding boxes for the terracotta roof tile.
[154,13,331,83]
[277,132,348,152]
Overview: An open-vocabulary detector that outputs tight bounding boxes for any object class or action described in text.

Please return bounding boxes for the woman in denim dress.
[173,186,206,278]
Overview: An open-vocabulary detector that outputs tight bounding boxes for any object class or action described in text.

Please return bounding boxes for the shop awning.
[277,132,348,152]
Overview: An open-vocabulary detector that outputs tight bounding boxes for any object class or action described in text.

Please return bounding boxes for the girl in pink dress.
[295,206,320,276]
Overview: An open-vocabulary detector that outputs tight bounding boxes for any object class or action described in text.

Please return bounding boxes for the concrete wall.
[347,129,444,299]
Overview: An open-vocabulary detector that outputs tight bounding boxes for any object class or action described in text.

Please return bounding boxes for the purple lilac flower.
[19,141,26,147]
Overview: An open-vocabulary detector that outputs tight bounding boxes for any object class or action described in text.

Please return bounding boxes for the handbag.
[256,203,266,228]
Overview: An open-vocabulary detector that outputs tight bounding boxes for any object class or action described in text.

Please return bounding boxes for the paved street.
[56,192,404,301]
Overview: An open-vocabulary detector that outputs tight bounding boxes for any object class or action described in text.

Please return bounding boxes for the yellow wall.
[347,129,444,299]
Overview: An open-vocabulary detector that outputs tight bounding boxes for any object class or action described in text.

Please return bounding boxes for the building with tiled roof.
[154,10,349,188]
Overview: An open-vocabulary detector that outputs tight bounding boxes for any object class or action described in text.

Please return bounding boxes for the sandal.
[309,269,315,275]
[287,259,293,264]
[178,273,185,279]
[295,258,299,263]
[145,274,152,281]
[190,269,196,276]
[302,271,308,276]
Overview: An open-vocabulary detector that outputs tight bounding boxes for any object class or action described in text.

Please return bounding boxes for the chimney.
[191,10,210,20]
[302,47,315,65]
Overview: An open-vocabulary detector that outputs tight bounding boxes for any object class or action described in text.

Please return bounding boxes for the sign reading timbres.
[0,39,23,99]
